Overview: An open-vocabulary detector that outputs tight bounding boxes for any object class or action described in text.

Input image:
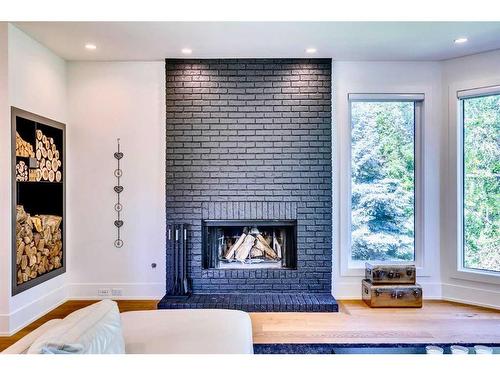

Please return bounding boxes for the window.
[348,94,423,264]
[459,89,500,273]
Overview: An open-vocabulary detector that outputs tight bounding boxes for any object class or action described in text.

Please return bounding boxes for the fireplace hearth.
[202,220,297,270]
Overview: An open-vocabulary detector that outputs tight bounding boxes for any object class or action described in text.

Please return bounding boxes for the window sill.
[451,268,500,285]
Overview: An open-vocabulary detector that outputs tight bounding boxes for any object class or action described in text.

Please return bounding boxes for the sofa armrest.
[2,319,62,354]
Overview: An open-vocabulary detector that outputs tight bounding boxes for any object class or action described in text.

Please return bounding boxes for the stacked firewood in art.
[16,205,63,284]
[34,129,62,182]
[15,132,35,157]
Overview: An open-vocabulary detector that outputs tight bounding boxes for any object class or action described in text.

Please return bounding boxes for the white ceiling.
[14,22,500,62]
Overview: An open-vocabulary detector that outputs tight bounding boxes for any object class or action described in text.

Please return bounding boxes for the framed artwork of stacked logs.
[11,107,66,296]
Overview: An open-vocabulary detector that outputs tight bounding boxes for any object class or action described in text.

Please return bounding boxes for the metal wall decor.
[114,138,124,248]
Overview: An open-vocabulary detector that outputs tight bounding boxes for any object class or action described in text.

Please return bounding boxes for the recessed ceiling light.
[85,43,97,50]
[181,48,192,54]
[454,37,468,44]
[306,48,317,54]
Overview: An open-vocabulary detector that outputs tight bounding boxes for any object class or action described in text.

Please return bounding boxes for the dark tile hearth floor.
[157,293,338,312]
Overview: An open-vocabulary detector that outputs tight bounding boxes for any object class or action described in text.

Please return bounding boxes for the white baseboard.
[3,281,499,336]
[333,280,442,300]
[0,282,164,336]
[0,284,67,336]
[67,282,164,300]
[442,283,500,310]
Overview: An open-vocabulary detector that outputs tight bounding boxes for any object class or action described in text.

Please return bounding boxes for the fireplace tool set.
[166,223,190,297]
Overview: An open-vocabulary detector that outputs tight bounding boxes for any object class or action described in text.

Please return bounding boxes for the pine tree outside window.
[348,94,424,265]
[459,89,500,274]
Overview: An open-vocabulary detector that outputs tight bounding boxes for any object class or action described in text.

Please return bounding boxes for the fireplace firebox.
[202,220,297,270]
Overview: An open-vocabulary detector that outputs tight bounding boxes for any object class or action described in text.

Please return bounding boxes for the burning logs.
[16,205,63,285]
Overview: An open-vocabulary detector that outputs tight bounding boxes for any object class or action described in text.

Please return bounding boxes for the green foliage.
[351,102,415,261]
[463,95,500,272]
[350,96,499,271]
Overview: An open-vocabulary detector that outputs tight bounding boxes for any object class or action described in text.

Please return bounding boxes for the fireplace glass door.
[202,220,297,269]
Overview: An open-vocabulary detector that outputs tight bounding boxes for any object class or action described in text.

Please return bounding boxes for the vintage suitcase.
[365,263,416,285]
[362,279,423,308]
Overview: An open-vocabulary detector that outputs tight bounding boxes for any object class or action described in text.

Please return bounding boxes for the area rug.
[253,343,499,354]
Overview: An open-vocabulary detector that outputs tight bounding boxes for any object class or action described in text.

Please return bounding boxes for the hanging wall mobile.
[113,138,124,248]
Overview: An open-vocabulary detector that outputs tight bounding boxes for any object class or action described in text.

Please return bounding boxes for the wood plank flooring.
[251,300,500,344]
[1,299,499,351]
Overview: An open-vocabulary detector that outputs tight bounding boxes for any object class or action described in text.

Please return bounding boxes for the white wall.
[440,50,500,308]
[2,30,165,332]
[1,24,68,335]
[0,23,11,334]
[66,62,166,299]
[332,61,443,299]
[8,25,67,122]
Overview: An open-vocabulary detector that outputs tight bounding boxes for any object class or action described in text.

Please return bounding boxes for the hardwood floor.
[1,299,499,351]
[251,300,500,344]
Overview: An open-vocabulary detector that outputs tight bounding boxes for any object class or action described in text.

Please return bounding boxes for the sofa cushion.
[1,319,62,354]
[27,300,125,354]
[121,309,253,354]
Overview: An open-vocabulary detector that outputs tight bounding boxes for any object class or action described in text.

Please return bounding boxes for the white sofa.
[3,309,254,354]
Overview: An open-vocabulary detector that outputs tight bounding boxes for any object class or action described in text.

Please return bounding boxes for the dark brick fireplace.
[159,58,337,312]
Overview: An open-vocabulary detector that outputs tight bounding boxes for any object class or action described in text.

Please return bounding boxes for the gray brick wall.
[166,58,332,293]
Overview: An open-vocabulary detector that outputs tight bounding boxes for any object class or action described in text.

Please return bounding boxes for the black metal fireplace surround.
[158,58,337,312]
